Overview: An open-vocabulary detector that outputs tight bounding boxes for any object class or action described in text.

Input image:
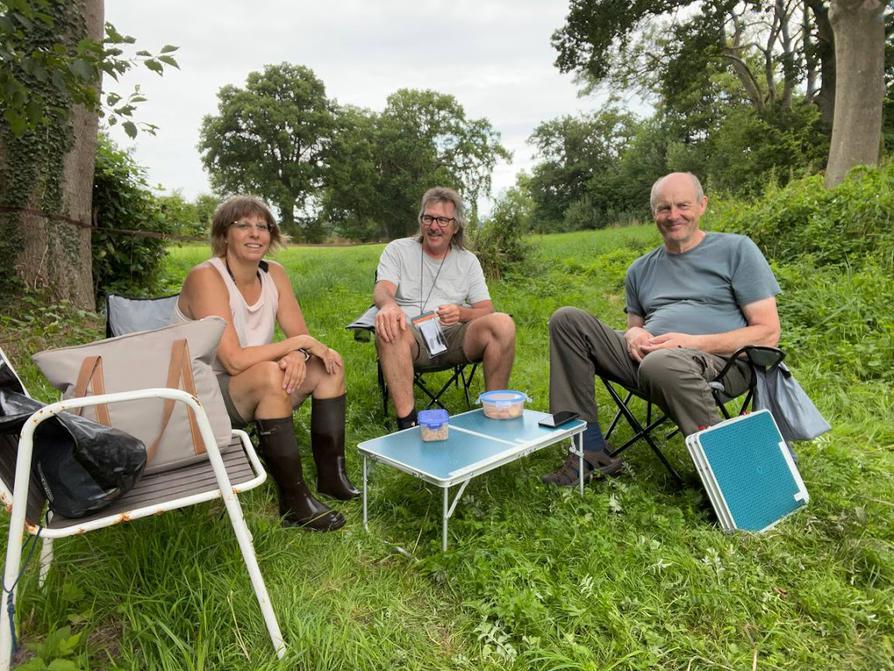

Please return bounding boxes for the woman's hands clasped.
[278,350,309,394]
[315,345,344,375]
[278,338,344,393]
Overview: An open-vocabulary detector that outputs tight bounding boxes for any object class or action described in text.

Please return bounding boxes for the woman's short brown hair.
[210,195,284,257]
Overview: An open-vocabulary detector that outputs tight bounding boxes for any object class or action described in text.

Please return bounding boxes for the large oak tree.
[198,63,336,239]
[323,89,509,241]
[553,0,889,188]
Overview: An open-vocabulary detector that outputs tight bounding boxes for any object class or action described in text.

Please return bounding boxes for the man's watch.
[296,348,311,361]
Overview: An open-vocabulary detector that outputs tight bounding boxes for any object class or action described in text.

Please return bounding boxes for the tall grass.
[1,226,891,670]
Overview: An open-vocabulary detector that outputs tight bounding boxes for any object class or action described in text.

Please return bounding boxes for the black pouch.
[0,356,147,519]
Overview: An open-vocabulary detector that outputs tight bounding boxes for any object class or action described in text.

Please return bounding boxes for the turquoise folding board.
[685,409,809,532]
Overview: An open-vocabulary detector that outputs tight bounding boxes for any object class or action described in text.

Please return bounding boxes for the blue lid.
[477,390,529,405]
[418,409,449,428]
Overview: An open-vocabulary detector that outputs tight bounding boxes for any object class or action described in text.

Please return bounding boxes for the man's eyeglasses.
[420,215,456,227]
[233,221,272,233]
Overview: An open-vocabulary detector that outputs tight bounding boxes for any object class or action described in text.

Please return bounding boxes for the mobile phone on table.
[538,410,580,428]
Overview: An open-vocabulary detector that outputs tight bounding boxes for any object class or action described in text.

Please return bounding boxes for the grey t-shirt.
[625,233,780,336]
[376,237,491,319]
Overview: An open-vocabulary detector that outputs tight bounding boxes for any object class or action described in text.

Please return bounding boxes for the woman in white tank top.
[175,196,357,532]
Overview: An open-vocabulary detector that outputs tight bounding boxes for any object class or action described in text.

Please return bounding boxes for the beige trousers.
[548,307,750,437]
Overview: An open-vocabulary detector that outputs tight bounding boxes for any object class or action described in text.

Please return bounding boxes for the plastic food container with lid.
[418,409,450,441]
[477,390,530,419]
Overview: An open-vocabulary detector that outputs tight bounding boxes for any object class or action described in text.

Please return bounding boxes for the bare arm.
[640,296,781,357]
[271,261,343,380]
[179,264,324,376]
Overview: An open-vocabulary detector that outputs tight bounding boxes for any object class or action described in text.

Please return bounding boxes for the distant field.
[2,226,891,670]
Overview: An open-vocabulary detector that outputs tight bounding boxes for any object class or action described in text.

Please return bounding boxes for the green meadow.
[1,223,891,670]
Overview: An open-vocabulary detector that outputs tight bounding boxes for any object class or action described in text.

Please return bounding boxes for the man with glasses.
[373,187,516,429]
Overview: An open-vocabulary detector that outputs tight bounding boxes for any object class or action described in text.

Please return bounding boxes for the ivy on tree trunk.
[0,0,102,310]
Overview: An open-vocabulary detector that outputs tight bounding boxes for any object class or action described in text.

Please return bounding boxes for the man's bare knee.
[376,329,417,363]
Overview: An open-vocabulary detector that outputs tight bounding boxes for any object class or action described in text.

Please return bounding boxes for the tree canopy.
[549,0,889,197]
[323,89,512,241]
[0,1,178,137]
[527,108,640,230]
[198,63,336,238]
[553,1,836,123]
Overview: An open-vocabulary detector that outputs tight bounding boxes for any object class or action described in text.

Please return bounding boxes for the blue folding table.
[685,409,809,532]
[358,409,586,550]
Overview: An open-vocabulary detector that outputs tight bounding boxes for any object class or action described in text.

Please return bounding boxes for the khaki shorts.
[216,373,249,428]
[410,322,473,369]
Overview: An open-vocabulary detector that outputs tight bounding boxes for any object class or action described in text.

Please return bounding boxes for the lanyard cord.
[419,245,449,314]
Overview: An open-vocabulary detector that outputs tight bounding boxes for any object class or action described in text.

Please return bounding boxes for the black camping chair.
[346,305,479,417]
[601,345,787,483]
[106,293,181,337]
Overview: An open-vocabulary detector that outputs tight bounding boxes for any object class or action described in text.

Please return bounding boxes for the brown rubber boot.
[310,395,360,500]
[255,417,345,531]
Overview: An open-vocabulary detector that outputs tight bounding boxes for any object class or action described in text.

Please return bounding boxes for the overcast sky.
[104,1,615,213]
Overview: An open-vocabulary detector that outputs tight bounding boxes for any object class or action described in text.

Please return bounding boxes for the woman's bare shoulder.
[264,259,287,276]
[265,260,296,291]
[179,260,229,315]
[183,260,221,288]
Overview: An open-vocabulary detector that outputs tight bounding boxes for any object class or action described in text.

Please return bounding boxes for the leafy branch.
[0,1,179,137]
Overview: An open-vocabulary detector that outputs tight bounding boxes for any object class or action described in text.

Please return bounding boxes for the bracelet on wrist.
[296,347,311,361]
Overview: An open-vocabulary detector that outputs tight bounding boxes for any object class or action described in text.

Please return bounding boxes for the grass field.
[1,226,892,670]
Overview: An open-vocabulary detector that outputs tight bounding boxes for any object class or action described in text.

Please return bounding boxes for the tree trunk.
[277,199,299,238]
[0,0,101,311]
[824,0,884,188]
[806,0,837,127]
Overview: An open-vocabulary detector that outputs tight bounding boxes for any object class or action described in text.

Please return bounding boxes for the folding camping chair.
[601,345,786,484]
[0,314,287,667]
[347,304,479,417]
[105,292,180,337]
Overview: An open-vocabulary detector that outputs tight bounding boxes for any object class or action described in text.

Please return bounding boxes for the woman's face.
[226,213,271,262]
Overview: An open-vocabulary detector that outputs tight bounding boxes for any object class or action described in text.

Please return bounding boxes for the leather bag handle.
[73,355,112,425]
[147,338,204,463]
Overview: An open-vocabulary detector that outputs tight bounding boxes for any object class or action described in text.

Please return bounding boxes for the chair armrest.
[346,305,378,342]
[713,346,786,383]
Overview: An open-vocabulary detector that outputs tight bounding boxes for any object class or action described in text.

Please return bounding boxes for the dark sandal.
[587,449,624,476]
[541,449,623,486]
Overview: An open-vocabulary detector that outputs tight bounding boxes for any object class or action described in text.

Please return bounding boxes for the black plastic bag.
[0,368,147,519]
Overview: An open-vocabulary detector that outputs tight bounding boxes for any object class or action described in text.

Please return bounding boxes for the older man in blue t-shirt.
[542,172,782,486]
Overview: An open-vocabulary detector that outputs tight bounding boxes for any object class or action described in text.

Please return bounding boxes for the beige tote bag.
[33,317,232,475]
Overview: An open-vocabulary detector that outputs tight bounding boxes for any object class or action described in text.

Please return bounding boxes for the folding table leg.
[567,433,586,497]
[362,456,369,532]
[442,488,449,551]
[441,479,471,551]
[577,433,585,497]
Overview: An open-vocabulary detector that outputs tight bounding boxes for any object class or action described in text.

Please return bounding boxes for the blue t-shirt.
[625,233,780,336]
